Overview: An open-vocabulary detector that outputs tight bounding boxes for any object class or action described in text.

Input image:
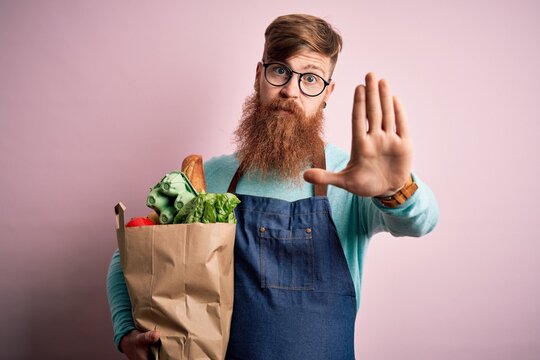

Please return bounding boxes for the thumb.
[136,330,160,345]
[303,168,343,187]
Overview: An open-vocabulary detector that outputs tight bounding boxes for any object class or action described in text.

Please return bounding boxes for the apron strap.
[227,166,243,193]
[227,144,328,196]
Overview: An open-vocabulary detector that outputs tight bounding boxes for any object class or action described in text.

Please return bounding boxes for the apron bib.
[225,150,357,360]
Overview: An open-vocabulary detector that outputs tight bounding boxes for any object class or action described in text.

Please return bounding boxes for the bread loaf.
[181,154,206,193]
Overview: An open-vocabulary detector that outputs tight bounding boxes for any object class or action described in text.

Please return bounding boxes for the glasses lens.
[299,74,325,96]
[264,63,327,97]
[265,63,291,86]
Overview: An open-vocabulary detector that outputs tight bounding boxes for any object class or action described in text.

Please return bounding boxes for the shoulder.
[204,153,240,193]
[204,153,238,172]
[325,143,349,172]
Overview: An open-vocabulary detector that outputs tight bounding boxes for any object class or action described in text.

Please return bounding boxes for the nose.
[279,74,301,98]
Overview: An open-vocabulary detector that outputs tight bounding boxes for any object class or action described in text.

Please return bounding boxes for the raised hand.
[304,72,413,197]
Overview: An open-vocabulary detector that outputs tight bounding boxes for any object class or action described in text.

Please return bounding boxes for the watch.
[375,175,418,208]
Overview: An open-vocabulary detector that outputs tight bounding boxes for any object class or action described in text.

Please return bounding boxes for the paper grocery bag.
[115,203,236,360]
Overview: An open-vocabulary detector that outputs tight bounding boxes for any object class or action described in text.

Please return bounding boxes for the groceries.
[181,154,206,193]
[144,155,240,225]
[146,171,198,224]
[125,217,155,227]
[115,154,237,360]
[173,192,240,224]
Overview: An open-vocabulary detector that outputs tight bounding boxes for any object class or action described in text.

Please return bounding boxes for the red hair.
[263,14,343,72]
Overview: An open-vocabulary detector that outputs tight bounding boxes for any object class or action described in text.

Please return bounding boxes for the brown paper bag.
[115,202,235,360]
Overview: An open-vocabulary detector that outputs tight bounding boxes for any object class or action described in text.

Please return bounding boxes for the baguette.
[181,154,206,193]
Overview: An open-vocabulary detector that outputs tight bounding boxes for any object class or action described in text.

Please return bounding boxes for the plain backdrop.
[1,0,539,359]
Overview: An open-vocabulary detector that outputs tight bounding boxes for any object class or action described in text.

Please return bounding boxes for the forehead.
[274,50,332,78]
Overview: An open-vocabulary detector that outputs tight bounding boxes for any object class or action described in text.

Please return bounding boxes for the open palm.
[304,72,412,197]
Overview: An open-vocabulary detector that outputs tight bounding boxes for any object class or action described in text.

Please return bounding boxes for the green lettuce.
[173,193,240,224]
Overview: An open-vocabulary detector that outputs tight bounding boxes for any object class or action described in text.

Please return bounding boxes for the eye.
[303,74,320,84]
[272,65,289,76]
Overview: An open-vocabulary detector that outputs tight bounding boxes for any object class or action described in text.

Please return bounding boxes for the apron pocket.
[258,226,314,290]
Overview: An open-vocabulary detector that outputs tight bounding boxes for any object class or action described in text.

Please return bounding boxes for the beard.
[233,90,325,183]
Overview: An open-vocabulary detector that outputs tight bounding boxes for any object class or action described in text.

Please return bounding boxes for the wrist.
[377,176,412,197]
[374,175,417,208]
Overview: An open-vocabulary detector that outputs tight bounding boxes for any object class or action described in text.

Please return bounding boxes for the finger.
[379,79,395,132]
[393,96,410,138]
[303,168,345,188]
[351,85,367,147]
[365,72,382,132]
[137,330,160,345]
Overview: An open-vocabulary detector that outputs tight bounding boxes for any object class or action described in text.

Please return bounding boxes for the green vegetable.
[146,171,198,224]
[173,192,240,224]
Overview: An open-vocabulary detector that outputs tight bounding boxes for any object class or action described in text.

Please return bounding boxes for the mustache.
[267,98,303,115]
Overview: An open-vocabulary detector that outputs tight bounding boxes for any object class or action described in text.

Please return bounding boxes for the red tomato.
[126,217,155,227]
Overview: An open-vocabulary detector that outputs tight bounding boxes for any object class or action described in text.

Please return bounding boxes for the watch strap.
[376,176,418,208]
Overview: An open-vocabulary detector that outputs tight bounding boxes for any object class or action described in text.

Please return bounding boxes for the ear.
[323,81,336,104]
[254,62,262,90]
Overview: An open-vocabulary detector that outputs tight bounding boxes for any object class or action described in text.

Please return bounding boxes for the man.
[107,14,438,359]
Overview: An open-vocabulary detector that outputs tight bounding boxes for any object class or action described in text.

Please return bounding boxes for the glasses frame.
[262,61,331,97]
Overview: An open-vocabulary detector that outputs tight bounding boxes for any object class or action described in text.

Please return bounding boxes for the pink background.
[1,0,539,359]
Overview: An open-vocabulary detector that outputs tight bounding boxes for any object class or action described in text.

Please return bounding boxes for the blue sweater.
[107,143,439,350]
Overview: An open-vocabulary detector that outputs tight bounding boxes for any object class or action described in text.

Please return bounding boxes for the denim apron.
[225,150,357,360]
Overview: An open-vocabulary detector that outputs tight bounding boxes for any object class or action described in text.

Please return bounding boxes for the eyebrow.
[289,63,327,80]
[268,59,328,79]
[301,63,326,76]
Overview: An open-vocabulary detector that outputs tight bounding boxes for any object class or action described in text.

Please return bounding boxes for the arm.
[106,249,160,358]
[106,249,136,350]
[305,72,438,238]
[361,173,439,238]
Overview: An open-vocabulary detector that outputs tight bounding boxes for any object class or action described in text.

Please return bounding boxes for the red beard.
[234,91,325,182]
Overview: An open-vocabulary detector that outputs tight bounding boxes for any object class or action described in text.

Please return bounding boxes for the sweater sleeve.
[360,173,439,238]
[106,249,136,351]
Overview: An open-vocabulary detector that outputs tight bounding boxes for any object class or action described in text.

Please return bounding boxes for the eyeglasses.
[262,62,330,97]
